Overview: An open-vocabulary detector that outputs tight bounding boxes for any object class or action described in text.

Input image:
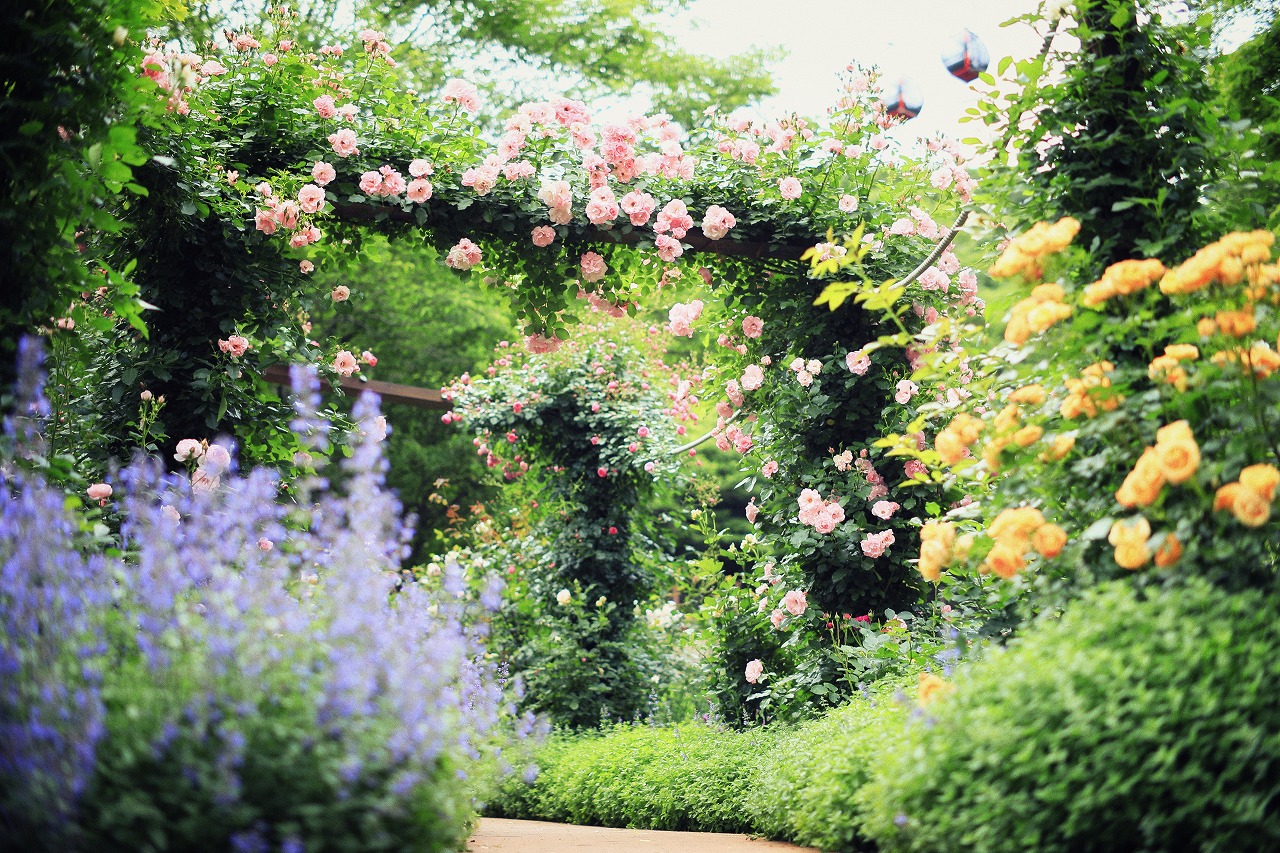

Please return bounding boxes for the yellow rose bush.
[895,222,1280,610]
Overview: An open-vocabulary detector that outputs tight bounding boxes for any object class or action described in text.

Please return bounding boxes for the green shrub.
[861,580,1280,852]
[489,723,778,833]
[488,675,919,848]
[750,684,911,851]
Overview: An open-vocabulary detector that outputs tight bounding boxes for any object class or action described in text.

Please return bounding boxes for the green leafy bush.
[487,676,918,848]
[749,685,911,851]
[490,723,777,833]
[861,580,1280,852]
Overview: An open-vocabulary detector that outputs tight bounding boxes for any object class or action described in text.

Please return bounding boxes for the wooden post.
[261,364,452,410]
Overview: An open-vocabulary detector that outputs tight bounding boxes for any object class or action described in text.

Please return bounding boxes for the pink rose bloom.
[655,199,693,238]
[847,351,871,375]
[894,379,918,405]
[254,209,278,235]
[201,60,227,76]
[620,191,657,226]
[860,530,896,558]
[378,165,406,196]
[741,316,764,339]
[904,460,928,480]
[262,52,278,66]
[406,178,432,202]
[537,179,573,212]
[806,359,822,375]
[783,589,807,616]
[218,335,250,357]
[161,504,181,522]
[770,609,786,629]
[328,128,358,158]
[871,500,900,520]
[644,461,656,473]
[701,205,737,240]
[813,512,837,534]
[441,78,480,111]
[445,238,482,270]
[580,251,607,283]
[796,370,813,387]
[597,467,609,478]
[299,260,314,274]
[526,333,563,354]
[531,226,555,247]
[86,483,113,504]
[173,438,204,462]
[654,234,683,263]
[584,187,619,225]
[838,194,858,213]
[312,161,336,186]
[298,184,325,214]
[762,460,779,478]
[358,171,382,195]
[331,285,350,302]
[733,432,754,454]
[332,350,358,376]
[336,104,357,122]
[666,300,703,337]
[258,537,274,551]
[744,659,764,683]
[313,94,337,118]
[778,176,802,199]
[746,499,759,523]
[888,218,915,236]
[741,364,764,391]
[203,443,231,475]
[726,380,744,407]
[408,158,433,177]
[361,350,377,366]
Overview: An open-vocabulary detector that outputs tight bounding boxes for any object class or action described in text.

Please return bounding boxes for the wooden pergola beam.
[262,364,452,410]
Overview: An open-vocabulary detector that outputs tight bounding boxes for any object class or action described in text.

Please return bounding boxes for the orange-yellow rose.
[1239,464,1280,500]
[1033,523,1068,558]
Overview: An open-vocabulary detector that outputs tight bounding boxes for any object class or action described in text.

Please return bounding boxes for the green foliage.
[489,722,776,833]
[975,0,1225,266]
[0,0,167,384]
[77,651,470,853]
[861,580,1280,852]
[486,677,918,849]
[749,685,911,851]
[1213,10,1280,225]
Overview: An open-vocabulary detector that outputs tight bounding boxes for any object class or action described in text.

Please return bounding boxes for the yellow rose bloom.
[1108,515,1152,548]
[1114,542,1151,570]
[1039,434,1076,462]
[1014,425,1044,447]
[1231,487,1272,528]
[1154,534,1182,568]
[1155,423,1199,485]
[1033,523,1068,558]
[920,520,957,549]
[1216,309,1257,338]
[985,541,1027,579]
[1197,317,1218,337]
[994,404,1022,434]
[935,429,968,465]
[1009,384,1047,405]
[918,672,953,706]
[1214,482,1243,512]
[1164,344,1199,361]
[1239,464,1280,501]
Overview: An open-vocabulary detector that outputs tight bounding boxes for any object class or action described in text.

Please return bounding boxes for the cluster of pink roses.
[788,356,823,387]
[666,300,703,337]
[797,488,846,534]
[859,529,895,558]
[445,238,483,271]
[358,165,407,198]
[769,588,808,629]
[217,334,250,357]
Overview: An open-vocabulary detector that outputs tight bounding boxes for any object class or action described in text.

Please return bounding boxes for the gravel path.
[467,818,816,852]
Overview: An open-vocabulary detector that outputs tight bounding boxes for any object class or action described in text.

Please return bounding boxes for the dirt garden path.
[467,818,816,852]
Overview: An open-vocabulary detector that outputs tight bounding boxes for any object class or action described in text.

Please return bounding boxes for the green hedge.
[488,681,913,848]
[860,581,1280,852]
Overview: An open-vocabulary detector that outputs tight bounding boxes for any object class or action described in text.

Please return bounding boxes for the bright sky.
[671,0,1046,142]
